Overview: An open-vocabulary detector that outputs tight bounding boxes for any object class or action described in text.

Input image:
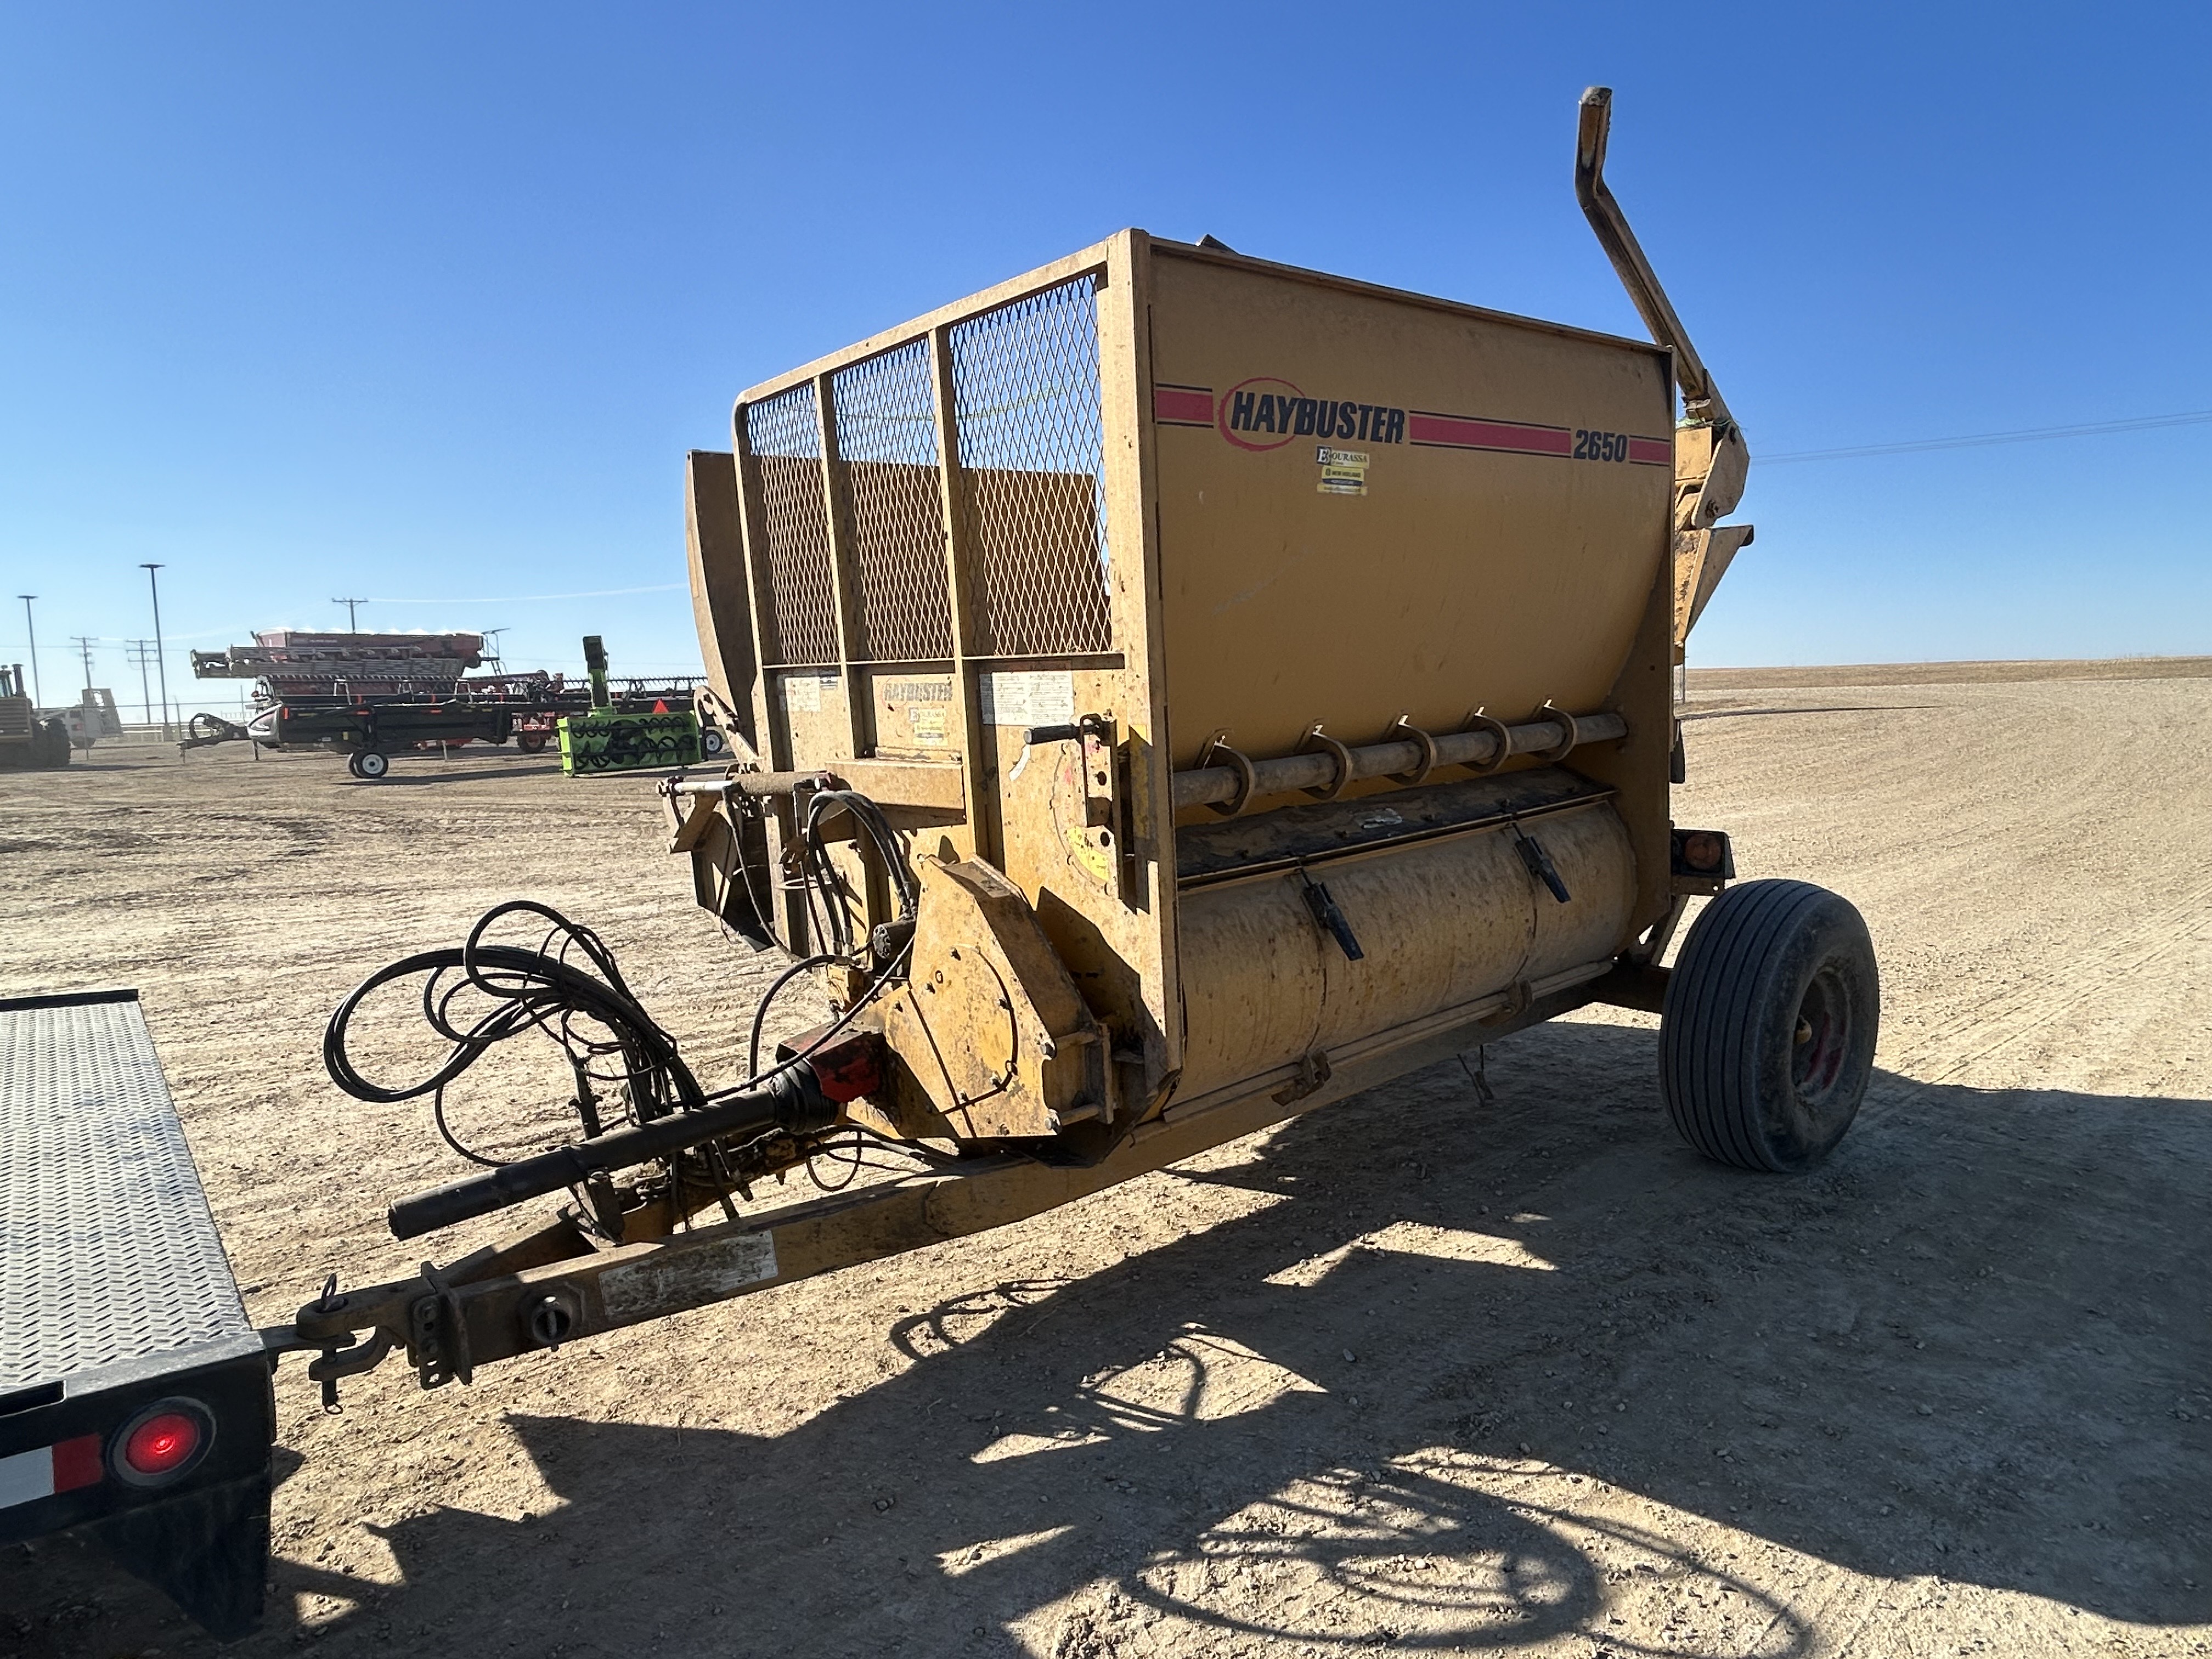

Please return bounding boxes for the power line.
[332,596,369,631]
[1762,408,2212,465]
[364,583,685,605]
[126,639,157,726]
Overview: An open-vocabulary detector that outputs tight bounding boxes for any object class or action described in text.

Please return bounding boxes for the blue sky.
[2,3,2206,707]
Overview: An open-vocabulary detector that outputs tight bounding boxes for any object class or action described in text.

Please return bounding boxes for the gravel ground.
[2,665,2208,1658]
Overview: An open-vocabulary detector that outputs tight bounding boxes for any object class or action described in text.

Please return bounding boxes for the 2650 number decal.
[1573,429,1629,462]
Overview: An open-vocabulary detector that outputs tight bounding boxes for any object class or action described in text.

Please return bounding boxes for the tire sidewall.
[1740,894,1878,1170]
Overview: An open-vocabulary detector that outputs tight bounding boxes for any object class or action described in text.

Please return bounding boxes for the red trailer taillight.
[110,1400,213,1487]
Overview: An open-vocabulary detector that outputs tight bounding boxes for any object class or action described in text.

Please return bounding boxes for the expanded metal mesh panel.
[746,385,840,667]
[950,276,1113,657]
[1,994,248,1390]
[831,344,954,663]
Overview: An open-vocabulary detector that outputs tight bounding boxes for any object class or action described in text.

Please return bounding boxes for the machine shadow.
[345,1021,2212,1653]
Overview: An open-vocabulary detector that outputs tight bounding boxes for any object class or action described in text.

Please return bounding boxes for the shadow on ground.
[10,1020,2208,1656]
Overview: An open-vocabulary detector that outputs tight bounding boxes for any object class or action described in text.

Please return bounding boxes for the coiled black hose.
[323,900,704,1164]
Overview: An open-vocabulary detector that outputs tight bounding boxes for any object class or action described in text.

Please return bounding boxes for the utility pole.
[15,596,38,708]
[69,636,97,693]
[126,640,157,726]
[140,565,172,740]
[332,597,367,632]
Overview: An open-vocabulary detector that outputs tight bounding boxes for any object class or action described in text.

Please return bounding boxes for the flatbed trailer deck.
[0,991,276,1640]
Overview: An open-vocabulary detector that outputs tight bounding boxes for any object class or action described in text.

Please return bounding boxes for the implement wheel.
[35,718,71,769]
[1659,878,1878,1172]
[355,751,390,780]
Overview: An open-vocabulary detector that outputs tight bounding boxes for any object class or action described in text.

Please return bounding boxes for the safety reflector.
[0,1434,103,1510]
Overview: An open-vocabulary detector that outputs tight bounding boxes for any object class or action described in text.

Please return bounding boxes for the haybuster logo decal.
[1148,380,1667,466]
[1218,377,1406,451]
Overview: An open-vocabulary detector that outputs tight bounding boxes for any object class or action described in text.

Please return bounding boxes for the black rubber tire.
[345,752,365,778]
[356,751,390,780]
[1659,878,1878,1172]
[701,726,727,759]
[35,719,71,769]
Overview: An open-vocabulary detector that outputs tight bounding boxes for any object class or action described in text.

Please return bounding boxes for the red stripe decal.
[52,1435,103,1494]
[1152,386,1214,425]
[1628,436,1672,466]
[1406,413,1572,455]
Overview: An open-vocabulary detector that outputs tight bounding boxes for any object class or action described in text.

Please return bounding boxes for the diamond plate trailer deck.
[0,990,275,1640]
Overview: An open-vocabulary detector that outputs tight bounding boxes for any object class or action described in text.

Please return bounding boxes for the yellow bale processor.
[294,88,1875,1400]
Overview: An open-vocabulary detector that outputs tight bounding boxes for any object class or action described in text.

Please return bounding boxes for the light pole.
[15,596,38,708]
[140,565,172,740]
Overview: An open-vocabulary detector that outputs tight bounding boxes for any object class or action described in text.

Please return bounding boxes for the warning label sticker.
[1317,445,1370,496]
[981,670,1076,728]
[781,672,838,713]
[601,1231,777,1321]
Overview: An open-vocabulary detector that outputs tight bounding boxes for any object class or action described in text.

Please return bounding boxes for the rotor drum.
[1175,794,1635,1101]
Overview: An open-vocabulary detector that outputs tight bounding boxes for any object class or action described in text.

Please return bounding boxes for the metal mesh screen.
[950,276,1112,657]
[745,385,839,667]
[831,343,955,662]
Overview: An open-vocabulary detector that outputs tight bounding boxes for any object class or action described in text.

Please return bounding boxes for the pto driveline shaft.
[387,1064,827,1240]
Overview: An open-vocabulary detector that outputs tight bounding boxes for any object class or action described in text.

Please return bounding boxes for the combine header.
[7,91,1877,1638]
[190,630,486,698]
[185,635,712,778]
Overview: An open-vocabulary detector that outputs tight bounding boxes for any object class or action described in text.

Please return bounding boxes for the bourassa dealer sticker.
[1153,380,1669,467]
[1316,447,1368,495]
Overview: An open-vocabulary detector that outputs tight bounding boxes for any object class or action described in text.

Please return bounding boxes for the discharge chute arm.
[1575,86,1732,432]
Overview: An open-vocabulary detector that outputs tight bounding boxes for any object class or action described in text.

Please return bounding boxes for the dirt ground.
[3,665,2209,1658]
[1683,655,2212,690]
